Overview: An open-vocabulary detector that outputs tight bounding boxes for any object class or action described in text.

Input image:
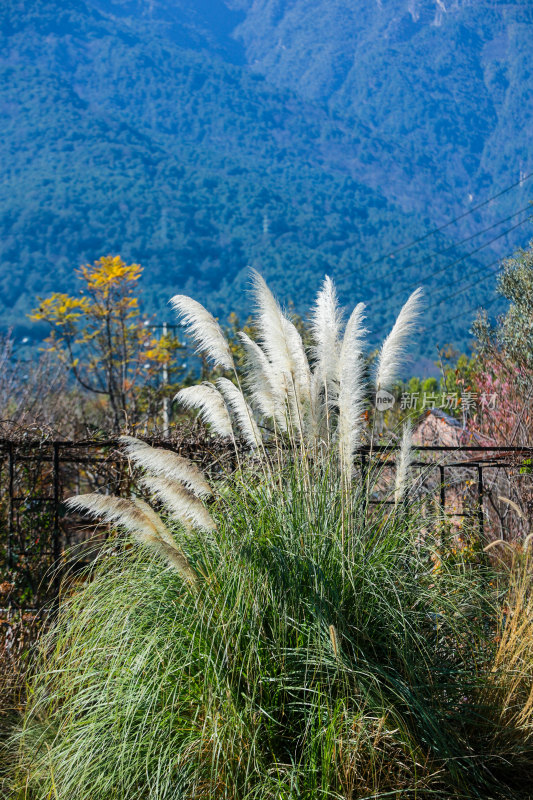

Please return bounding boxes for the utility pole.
[162,322,170,438]
[148,321,180,437]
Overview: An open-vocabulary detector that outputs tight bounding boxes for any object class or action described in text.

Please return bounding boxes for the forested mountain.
[0,0,531,364]
[230,0,533,214]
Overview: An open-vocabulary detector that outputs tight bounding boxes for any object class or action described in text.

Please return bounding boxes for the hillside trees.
[31,256,182,433]
[472,241,533,445]
[1,0,516,358]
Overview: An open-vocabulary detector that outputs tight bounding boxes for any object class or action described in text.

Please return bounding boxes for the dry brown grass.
[0,609,44,777]
[483,543,533,769]
[333,711,443,799]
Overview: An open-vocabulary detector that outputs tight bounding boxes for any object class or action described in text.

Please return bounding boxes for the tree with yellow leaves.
[31,256,181,432]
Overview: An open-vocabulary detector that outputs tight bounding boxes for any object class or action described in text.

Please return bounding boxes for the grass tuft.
[9,459,533,799]
[7,275,533,798]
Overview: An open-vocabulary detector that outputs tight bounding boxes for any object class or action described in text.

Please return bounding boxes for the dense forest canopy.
[0,0,531,367]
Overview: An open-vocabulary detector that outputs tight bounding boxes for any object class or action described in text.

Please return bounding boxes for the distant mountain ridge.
[84,0,533,218]
[88,0,247,64]
[0,0,425,333]
[224,0,533,216]
[0,0,531,365]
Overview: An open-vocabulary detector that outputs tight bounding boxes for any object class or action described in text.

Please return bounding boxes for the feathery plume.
[282,317,315,439]
[250,270,311,437]
[483,540,514,554]
[337,302,367,477]
[65,494,196,582]
[66,494,162,543]
[139,475,216,531]
[250,269,294,379]
[238,331,283,424]
[216,377,262,448]
[132,498,180,547]
[155,540,197,582]
[497,496,526,521]
[282,315,314,436]
[170,295,234,371]
[175,383,234,439]
[329,624,340,658]
[394,420,413,505]
[120,436,212,498]
[310,275,343,392]
[375,288,423,391]
[131,498,197,581]
[282,316,311,393]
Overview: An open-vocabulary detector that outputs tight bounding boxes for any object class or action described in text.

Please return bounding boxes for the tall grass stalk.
[9,275,533,799]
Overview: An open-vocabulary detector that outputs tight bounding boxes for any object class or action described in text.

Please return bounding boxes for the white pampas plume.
[139,475,216,531]
[282,316,312,394]
[131,497,178,547]
[119,436,212,498]
[394,420,413,505]
[310,275,343,393]
[251,269,313,436]
[375,288,423,390]
[238,331,282,424]
[282,315,315,437]
[65,494,196,582]
[155,540,197,581]
[170,295,234,371]
[250,269,294,380]
[216,377,262,448]
[132,499,198,582]
[337,302,367,476]
[175,383,234,439]
[66,493,161,542]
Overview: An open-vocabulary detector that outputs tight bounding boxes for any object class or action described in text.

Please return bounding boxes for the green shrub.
[9,275,533,798]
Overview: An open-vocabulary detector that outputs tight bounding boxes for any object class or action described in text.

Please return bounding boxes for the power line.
[356,171,533,271]
[423,257,503,313]
[372,255,504,337]
[382,203,532,278]
[378,212,532,304]
[430,293,503,330]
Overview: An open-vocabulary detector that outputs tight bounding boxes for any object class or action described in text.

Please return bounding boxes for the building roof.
[417,408,462,428]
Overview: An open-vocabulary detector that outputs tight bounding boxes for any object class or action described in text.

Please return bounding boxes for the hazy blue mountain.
[1,0,531,367]
[88,0,247,63]
[229,0,533,218]
[0,1,424,336]
[85,0,532,222]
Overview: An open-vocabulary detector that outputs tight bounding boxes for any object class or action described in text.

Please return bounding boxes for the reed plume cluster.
[172,270,421,474]
[8,274,533,800]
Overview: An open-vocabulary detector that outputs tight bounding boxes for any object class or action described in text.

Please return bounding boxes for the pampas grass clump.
[9,275,533,799]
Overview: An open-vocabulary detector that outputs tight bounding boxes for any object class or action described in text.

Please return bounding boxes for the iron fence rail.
[1,438,532,608]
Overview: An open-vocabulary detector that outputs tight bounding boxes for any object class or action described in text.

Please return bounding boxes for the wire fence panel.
[1,438,532,608]
[0,432,239,608]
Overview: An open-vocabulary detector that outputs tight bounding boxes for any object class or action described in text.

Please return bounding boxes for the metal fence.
[1,437,532,608]
[0,434,240,607]
[360,443,533,535]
